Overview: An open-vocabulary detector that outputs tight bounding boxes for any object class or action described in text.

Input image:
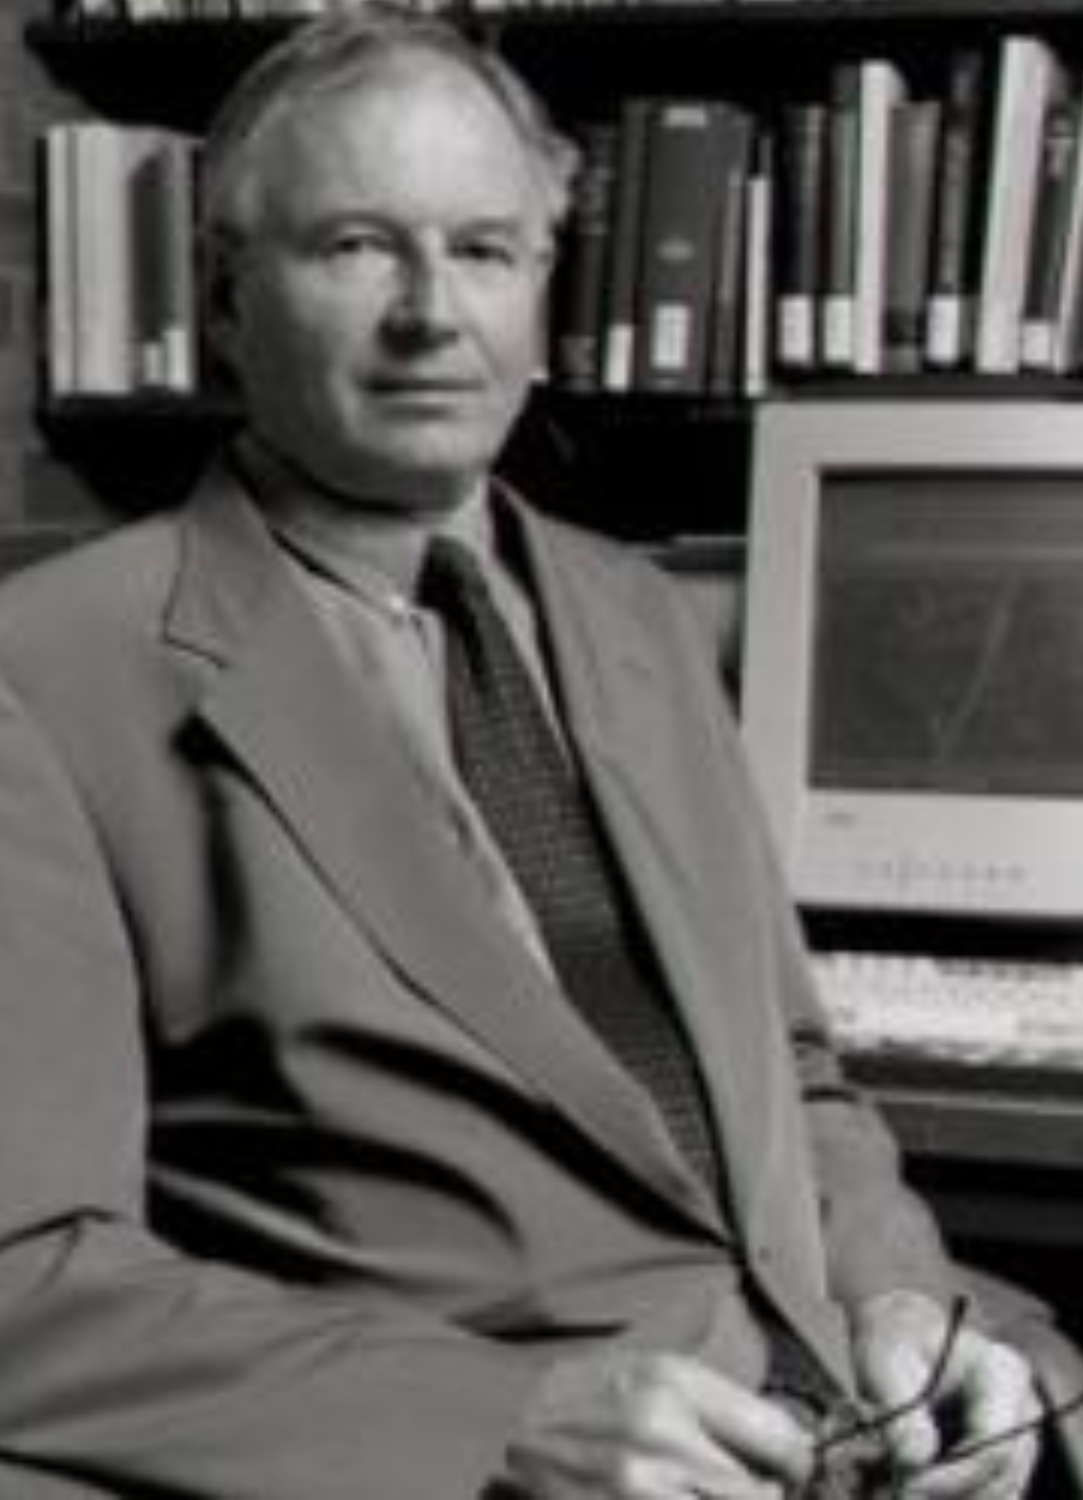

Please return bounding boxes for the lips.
[371,375,482,396]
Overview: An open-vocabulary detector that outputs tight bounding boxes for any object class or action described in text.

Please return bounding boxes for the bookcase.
[23,0,1083,543]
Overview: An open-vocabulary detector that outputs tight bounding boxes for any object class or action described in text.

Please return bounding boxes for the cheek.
[480,291,549,380]
[235,270,368,373]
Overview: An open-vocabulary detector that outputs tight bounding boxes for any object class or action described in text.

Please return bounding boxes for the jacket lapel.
[516,508,774,1242]
[162,471,715,1228]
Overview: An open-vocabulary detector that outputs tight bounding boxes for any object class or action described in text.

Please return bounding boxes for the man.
[0,9,1043,1497]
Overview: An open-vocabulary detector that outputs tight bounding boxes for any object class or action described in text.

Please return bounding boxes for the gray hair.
[201,3,580,262]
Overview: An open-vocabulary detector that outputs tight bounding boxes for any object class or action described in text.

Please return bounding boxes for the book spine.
[42,125,77,399]
[774,101,827,373]
[741,132,775,400]
[132,134,200,394]
[633,98,728,392]
[821,62,860,370]
[601,98,650,393]
[70,123,137,395]
[925,48,990,369]
[853,58,907,375]
[705,107,754,396]
[1020,92,1081,372]
[975,34,1065,374]
[552,121,619,392]
[883,98,942,374]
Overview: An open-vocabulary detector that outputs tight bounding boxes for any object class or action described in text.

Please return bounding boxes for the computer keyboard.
[811,950,1083,1071]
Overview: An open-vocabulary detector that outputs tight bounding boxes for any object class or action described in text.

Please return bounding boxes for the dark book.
[925,48,993,369]
[632,98,732,392]
[1020,92,1083,371]
[705,105,755,395]
[132,133,200,394]
[884,98,942,373]
[821,62,860,370]
[773,101,827,373]
[601,97,651,393]
[552,121,619,392]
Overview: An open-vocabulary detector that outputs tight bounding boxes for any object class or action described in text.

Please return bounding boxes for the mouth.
[371,376,482,397]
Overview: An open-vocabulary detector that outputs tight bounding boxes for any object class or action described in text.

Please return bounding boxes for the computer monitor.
[740,399,1083,922]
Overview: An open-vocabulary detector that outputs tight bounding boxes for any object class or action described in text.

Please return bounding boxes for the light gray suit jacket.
[0,463,955,1498]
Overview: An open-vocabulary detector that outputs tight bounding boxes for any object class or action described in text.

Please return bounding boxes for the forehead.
[251,55,542,229]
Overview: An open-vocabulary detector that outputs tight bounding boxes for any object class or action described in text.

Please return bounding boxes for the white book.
[976,34,1065,374]
[852,59,907,375]
[42,125,76,399]
[741,152,773,399]
[69,123,170,396]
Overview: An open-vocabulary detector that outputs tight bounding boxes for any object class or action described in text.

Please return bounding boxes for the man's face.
[217,56,553,515]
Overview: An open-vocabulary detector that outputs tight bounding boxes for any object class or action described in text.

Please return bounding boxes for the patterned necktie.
[421,535,858,1474]
[420,534,721,1191]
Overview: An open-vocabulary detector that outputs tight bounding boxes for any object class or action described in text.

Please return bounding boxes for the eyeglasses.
[797,1294,1083,1499]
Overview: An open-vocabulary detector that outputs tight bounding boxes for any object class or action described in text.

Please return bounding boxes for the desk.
[850,1055,1083,1259]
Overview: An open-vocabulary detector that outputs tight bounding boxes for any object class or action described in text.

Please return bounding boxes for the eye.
[455,236,522,271]
[321,226,397,264]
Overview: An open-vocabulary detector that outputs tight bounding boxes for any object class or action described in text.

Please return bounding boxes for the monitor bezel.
[740,398,1083,921]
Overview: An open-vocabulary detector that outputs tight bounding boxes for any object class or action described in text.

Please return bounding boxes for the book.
[601,97,650,393]
[69,122,158,395]
[852,57,908,375]
[131,134,200,393]
[41,124,76,398]
[704,105,755,395]
[925,48,992,369]
[883,98,942,373]
[975,33,1067,374]
[821,62,861,370]
[773,100,827,372]
[741,131,775,400]
[632,98,733,392]
[1020,91,1083,371]
[552,121,619,392]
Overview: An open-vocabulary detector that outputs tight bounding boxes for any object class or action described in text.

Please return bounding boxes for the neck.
[233,431,495,593]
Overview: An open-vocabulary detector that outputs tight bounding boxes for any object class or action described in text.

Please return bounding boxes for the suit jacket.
[0,462,956,1499]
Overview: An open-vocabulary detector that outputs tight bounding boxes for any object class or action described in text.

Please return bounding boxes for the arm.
[0,676,536,1500]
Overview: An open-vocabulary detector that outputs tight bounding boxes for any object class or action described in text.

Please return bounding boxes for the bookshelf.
[25,1,1083,538]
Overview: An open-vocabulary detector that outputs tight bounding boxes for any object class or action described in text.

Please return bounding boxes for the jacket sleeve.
[664,575,962,1317]
[0,675,537,1500]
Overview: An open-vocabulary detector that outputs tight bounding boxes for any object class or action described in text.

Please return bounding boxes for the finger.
[897,1427,1040,1500]
[860,1329,944,1472]
[684,1367,815,1488]
[946,1332,1039,1433]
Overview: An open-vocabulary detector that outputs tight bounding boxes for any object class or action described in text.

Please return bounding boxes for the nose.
[385,244,460,337]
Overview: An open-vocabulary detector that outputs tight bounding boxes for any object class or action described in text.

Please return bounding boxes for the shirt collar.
[231,431,499,613]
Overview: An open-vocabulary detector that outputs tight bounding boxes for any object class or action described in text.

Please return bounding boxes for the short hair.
[201,3,581,260]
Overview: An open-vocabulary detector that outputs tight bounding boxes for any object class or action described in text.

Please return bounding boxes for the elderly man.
[0,9,1042,1498]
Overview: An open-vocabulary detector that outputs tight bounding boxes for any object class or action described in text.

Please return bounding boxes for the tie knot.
[419,535,489,612]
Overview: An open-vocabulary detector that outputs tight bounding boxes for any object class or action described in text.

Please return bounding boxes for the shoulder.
[0,512,184,728]
[0,511,180,654]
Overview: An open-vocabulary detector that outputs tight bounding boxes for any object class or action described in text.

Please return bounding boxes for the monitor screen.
[740,401,1083,920]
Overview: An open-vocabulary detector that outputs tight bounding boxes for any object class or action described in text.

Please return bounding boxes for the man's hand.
[506,1347,815,1499]
[851,1290,1042,1498]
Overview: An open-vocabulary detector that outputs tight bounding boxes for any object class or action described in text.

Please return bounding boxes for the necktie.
[420,535,859,1470]
[420,534,721,1191]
